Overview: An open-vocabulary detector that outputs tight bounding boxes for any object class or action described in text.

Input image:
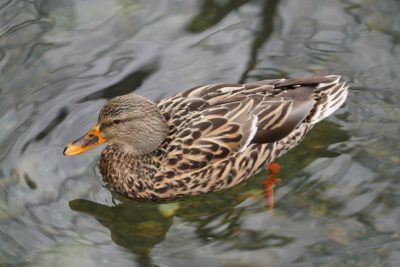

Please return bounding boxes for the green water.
[0,0,399,266]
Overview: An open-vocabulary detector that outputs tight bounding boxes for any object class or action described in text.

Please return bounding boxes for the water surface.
[1,0,399,266]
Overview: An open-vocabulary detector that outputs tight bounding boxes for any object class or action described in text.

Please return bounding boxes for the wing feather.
[156,75,346,175]
[160,95,259,174]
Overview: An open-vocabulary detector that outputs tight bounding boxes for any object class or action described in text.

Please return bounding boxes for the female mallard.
[64,75,348,202]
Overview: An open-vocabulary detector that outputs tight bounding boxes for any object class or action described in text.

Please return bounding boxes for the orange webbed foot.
[263,162,281,211]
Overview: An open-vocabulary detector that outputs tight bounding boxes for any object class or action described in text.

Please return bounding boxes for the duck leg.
[263,162,281,210]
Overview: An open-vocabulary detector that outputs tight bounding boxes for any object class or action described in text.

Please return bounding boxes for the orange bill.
[63,124,107,156]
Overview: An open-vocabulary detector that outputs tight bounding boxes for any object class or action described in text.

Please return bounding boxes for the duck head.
[63,94,169,156]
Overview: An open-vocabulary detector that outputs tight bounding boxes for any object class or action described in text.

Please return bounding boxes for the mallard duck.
[64,75,348,201]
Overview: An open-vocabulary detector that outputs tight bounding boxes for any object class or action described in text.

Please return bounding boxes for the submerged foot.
[263,162,281,210]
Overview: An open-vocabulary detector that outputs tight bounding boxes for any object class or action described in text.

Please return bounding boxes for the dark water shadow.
[277,120,351,176]
[69,191,256,266]
[79,60,159,102]
[239,0,280,83]
[186,0,251,33]
[186,0,281,79]
[69,197,172,266]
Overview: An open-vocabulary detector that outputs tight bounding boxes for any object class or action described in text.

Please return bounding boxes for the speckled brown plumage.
[95,75,349,200]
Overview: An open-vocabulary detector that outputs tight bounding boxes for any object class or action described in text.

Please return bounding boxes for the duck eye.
[113,119,122,124]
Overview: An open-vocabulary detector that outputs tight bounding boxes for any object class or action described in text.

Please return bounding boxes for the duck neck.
[99,144,160,198]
